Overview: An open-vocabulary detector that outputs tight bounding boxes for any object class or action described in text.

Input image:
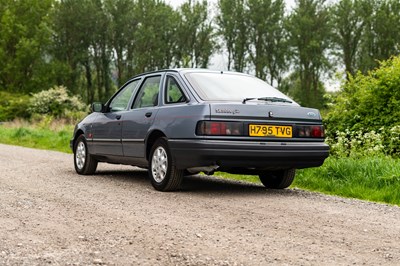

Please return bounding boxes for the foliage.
[175,0,216,68]
[358,0,400,73]
[326,129,385,157]
[326,126,400,158]
[0,91,30,121]
[247,0,288,86]
[331,0,366,80]
[133,0,179,72]
[286,0,331,108]
[0,0,55,93]
[216,0,248,72]
[326,55,400,135]
[28,86,88,120]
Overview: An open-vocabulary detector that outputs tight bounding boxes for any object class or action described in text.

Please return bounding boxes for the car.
[71,69,329,191]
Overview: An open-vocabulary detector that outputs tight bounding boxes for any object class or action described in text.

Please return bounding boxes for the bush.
[327,125,400,158]
[325,55,400,133]
[324,55,400,157]
[28,86,88,120]
[0,91,31,121]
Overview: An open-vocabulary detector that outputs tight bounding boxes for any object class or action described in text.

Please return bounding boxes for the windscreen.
[184,72,296,104]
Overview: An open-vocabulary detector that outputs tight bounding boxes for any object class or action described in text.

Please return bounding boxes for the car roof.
[128,68,251,80]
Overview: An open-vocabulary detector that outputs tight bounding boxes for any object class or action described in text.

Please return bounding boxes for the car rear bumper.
[168,139,329,170]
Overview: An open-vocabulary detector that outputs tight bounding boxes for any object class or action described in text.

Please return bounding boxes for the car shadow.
[87,168,297,196]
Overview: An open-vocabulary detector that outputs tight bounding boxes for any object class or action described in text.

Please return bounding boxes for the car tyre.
[259,169,296,189]
[74,135,98,175]
[149,138,184,191]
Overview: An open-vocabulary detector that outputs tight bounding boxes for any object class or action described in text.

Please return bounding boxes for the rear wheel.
[259,169,296,189]
[74,135,98,175]
[149,138,184,191]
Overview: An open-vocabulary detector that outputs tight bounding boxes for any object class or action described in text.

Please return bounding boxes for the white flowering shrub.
[28,86,88,119]
[327,129,386,157]
[327,126,400,158]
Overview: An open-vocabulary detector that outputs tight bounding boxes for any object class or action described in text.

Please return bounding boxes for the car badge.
[268,111,274,118]
[307,112,317,117]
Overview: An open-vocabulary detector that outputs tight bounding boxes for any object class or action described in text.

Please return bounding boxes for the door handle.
[115,115,122,120]
[145,112,152,118]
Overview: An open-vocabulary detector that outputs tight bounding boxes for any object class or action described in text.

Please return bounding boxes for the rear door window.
[132,76,161,109]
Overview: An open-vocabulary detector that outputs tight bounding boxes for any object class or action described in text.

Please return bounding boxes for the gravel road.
[1,143,400,265]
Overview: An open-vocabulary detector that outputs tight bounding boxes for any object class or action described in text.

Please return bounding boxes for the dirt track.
[1,143,400,265]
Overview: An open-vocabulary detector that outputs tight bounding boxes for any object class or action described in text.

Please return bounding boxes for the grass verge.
[294,156,400,206]
[0,121,73,153]
[218,157,400,206]
[1,122,399,206]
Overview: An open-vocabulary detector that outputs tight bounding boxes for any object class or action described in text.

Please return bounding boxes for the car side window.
[109,80,139,112]
[165,76,186,104]
[132,76,161,109]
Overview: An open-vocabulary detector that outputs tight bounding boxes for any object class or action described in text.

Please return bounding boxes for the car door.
[92,79,139,156]
[122,75,162,158]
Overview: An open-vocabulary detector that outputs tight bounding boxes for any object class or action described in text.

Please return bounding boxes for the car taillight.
[296,125,325,138]
[197,121,243,136]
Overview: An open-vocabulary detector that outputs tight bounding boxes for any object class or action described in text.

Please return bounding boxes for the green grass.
[0,123,73,153]
[1,122,399,206]
[218,157,400,206]
[294,157,400,206]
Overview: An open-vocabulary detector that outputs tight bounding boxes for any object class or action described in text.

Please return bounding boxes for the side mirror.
[91,102,104,113]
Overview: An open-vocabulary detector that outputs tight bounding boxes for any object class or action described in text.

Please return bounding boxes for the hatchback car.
[71,69,329,191]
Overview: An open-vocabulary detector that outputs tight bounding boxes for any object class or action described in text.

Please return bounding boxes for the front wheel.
[74,135,98,175]
[149,138,183,191]
[259,169,296,189]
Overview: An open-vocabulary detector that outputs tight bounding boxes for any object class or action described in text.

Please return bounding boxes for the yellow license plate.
[249,124,292,138]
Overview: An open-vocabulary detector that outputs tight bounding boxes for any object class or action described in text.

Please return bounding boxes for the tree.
[358,0,400,73]
[133,0,179,73]
[216,0,248,71]
[0,0,55,92]
[287,0,331,108]
[331,0,366,80]
[247,0,288,86]
[52,0,92,99]
[175,0,216,68]
[52,0,113,103]
[90,0,112,101]
[105,0,137,87]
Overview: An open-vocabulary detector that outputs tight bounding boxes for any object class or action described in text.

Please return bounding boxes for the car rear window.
[184,72,295,103]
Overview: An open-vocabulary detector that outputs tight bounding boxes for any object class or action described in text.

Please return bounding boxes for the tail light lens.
[197,121,243,136]
[296,125,325,138]
[197,121,324,138]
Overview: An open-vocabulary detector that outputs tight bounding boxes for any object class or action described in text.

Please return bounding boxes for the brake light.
[197,121,243,136]
[296,125,325,138]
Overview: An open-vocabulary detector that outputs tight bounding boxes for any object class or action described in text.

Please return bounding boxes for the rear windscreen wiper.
[242,97,292,104]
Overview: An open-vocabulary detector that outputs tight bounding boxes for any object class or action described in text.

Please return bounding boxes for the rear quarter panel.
[150,103,210,139]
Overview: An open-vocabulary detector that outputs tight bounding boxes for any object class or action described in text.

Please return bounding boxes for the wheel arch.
[145,130,167,160]
[73,129,85,149]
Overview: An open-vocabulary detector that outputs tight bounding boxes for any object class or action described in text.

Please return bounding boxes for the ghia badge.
[215,109,240,114]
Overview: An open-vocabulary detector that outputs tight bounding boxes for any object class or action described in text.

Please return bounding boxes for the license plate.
[249,124,292,138]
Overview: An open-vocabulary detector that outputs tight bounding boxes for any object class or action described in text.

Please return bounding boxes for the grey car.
[71,69,329,191]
